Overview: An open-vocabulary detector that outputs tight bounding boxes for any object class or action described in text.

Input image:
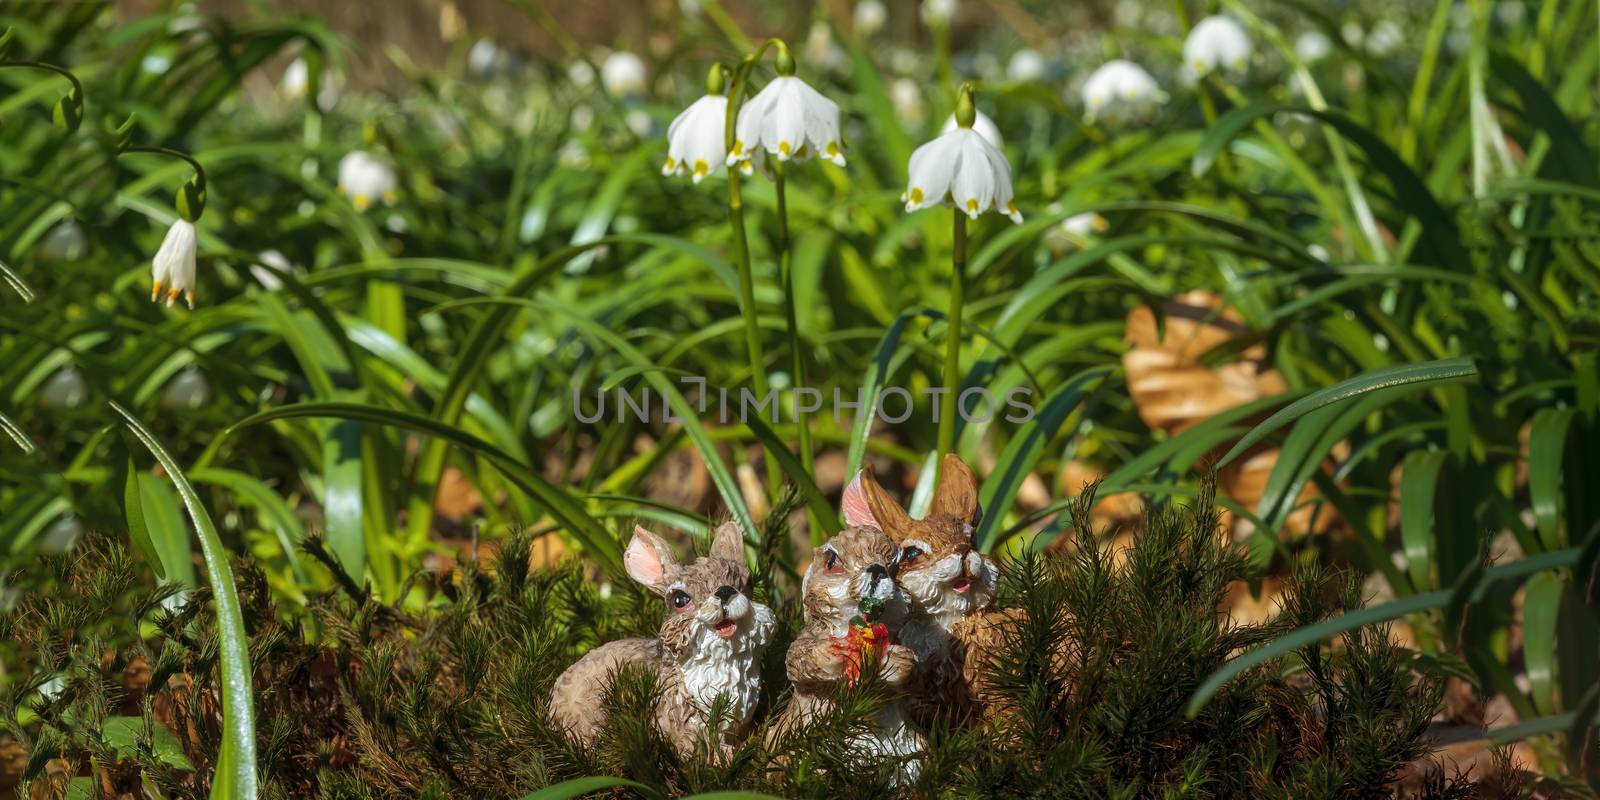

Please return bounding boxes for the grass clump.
[0,479,1545,798]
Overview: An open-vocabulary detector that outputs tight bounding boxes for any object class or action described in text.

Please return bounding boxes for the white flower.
[282,57,308,97]
[1061,212,1107,237]
[1367,20,1403,56]
[854,0,888,35]
[38,220,87,262]
[903,125,1022,223]
[468,39,501,77]
[890,78,925,125]
[39,367,88,410]
[337,151,398,210]
[921,0,956,25]
[805,21,846,72]
[601,51,647,97]
[568,60,596,88]
[1081,59,1166,123]
[941,109,1002,150]
[250,249,295,291]
[150,219,198,309]
[161,366,211,410]
[664,93,736,182]
[1295,31,1332,63]
[1007,48,1046,81]
[728,75,845,167]
[1184,16,1252,78]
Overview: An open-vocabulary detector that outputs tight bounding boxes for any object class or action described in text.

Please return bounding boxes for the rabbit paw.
[882,644,917,685]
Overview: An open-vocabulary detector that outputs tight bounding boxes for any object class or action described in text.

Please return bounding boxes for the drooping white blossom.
[854,0,888,36]
[601,51,648,97]
[150,219,198,309]
[1081,59,1166,123]
[903,112,1022,223]
[728,71,845,167]
[337,151,398,211]
[1183,16,1252,79]
[1295,30,1333,63]
[921,0,956,26]
[1062,212,1108,237]
[1007,48,1046,82]
[663,93,733,183]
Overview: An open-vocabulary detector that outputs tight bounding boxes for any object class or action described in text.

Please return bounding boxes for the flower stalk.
[938,210,967,477]
[723,47,780,496]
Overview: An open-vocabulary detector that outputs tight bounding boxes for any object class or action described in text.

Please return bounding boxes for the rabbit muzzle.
[696,587,753,639]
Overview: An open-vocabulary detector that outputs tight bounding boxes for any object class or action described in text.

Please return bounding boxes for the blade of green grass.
[1529,407,1577,551]
[521,776,663,800]
[976,366,1111,552]
[229,401,626,578]
[1400,450,1449,590]
[1217,359,1478,468]
[110,401,254,800]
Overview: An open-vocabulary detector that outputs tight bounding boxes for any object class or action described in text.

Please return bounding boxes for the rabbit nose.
[713,585,736,601]
[866,564,887,587]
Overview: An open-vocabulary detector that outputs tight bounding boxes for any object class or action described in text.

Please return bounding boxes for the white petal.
[903,130,962,212]
[769,79,807,160]
[951,132,996,219]
[940,110,1003,150]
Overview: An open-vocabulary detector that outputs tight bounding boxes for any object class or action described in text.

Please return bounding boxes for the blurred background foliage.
[0,0,1598,794]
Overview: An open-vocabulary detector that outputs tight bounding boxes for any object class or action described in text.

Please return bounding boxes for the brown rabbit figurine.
[843,454,1018,726]
[549,522,777,755]
[771,524,923,785]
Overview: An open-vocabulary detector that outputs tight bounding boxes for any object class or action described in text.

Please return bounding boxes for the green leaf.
[520,776,663,800]
[101,716,194,770]
[1399,450,1449,590]
[427,295,761,555]
[975,366,1110,552]
[678,794,788,800]
[742,414,840,539]
[0,258,35,303]
[1194,103,1468,268]
[1217,358,1478,468]
[0,409,34,453]
[1187,546,1586,718]
[845,308,938,483]
[1523,571,1565,715]
[229,402,626,578]
[1529,408,1577,551]
[110,401,255,800]
[133,469,198,588]
[188,468,306,582]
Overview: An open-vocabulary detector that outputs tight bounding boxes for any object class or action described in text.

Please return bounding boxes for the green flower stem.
[723,42,786,502]
[0,59,84,104]
[937,210,967,481]
[773,160,818,541]
[120,146,207,221]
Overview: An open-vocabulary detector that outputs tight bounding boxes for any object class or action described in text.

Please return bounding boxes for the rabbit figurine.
[771,524,923,785]
[842,454,1018,726]
[549,521,777,755]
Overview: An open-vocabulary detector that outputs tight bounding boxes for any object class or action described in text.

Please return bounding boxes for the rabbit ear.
[840,470,878,528]
[858,466,913,540]
[930,454,980,524]
[709,521,746,565]
[624,526,677,594]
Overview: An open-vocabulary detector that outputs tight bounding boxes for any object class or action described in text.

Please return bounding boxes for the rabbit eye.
[671,590,692,609]
[900,546,923,565]
[823,550,842,573]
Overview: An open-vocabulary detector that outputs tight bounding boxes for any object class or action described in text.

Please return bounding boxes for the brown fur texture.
[549,522,776,756]
[845,455,1021,727]
[770,525,923,784]
[772,526,915,732]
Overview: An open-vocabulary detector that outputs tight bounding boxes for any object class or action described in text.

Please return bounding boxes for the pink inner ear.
[623,526,665,587]
[840,471,878,528]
